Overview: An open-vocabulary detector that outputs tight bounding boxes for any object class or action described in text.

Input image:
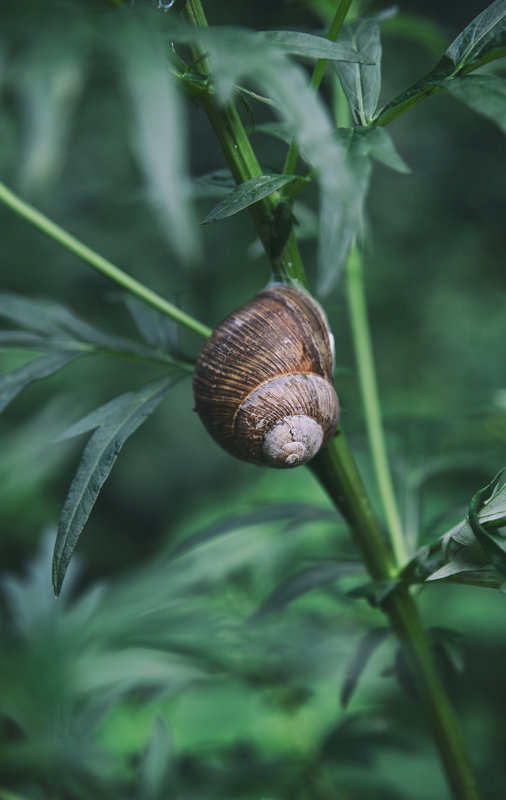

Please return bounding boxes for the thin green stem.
[282,0,354,176]
[345,241,408,566]
[0,181,211,340]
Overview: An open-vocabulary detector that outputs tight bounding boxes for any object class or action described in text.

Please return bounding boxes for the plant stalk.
[311,437,482,800]
[345,242,407,565]
[0,181,211,340]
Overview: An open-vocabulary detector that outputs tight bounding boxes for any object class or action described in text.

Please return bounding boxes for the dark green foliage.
[202,174,299,224]
[52,376,180,594]
[1,0,506,798]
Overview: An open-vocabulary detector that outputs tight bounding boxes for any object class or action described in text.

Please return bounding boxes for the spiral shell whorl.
[193,284,339,467]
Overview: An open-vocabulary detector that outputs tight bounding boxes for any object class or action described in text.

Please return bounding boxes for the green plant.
[1,1,506,798]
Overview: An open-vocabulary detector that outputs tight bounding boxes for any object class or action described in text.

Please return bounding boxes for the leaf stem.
[282,0,354,176]
[345,242,408,565]
[0,181,211,340]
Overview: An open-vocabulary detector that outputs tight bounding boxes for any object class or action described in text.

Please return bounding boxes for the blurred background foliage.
[0,0,505,798]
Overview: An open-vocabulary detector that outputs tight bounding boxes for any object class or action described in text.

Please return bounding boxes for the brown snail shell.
[193,284,340,467]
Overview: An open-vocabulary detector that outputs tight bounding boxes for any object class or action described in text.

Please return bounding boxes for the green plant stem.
[311,437,482,800]
[345,242,407,565]
[181,1,308,288]
[0,181,211,340]
[282,0,354,177]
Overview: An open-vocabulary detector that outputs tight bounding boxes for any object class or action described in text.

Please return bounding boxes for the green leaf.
[347,578,400,606]
[249,121,294,144]
[317,135,372,296]
[122,295,181,354]
[468,469,506,576]
[349,126,411,173]
[426,470,506,587]
[317,126,408,294]
[260,30,376,64]
[194,168,236,198]
[117,16,199,265]
[445,74,506,135]
[334,9,396,126]
[52,376,177,595]
[0,292,182,366]
[0,351,79,414]
[202,174,298,224]
[169,503,337,559]
[445,0,506,70]
[340,628,390,708]
[0,292,106,341]
[137,716,174,800]
[252,560,363,619]
[14,24,88,195]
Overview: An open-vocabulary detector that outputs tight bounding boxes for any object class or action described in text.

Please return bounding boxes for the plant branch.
[345,242,407,565]
[0,181,211,340]
[282,0,354,177]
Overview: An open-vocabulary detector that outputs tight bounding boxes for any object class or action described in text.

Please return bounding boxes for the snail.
[193,283,340,468]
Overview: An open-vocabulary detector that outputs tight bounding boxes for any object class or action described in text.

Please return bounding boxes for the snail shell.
[193,284,340,467]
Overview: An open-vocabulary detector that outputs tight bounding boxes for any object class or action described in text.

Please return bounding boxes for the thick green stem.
[0,181,211,340]
[311,437,482,800]
[345,242,407,566]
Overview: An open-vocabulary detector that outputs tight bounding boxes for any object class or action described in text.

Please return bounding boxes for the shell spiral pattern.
[193,284,340,467]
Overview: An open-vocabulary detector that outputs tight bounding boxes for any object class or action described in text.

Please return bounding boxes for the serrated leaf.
[334,9,396,126]
[0,351,79,414]
[202,174,298,224]
[117,17,199,265]
[341,628,390,708]
[252,560,363,619]
[52,376,177,595]
[445,74,506,136]
[446,0,506,70]
[260,30,376,64]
